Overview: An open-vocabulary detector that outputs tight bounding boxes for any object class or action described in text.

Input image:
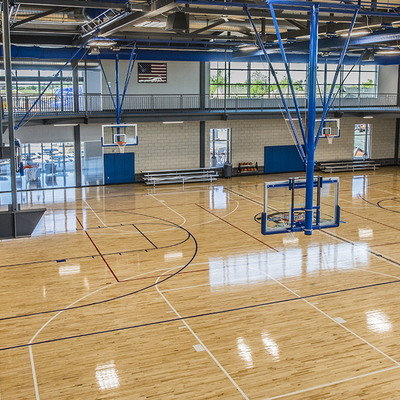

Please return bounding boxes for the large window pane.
[82,141,104,186]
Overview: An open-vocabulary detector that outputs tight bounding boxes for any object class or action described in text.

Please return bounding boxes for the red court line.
[195,203,280,253]
[76,216,120,282]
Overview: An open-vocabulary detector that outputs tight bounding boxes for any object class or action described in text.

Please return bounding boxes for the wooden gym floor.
[1,167,400,399]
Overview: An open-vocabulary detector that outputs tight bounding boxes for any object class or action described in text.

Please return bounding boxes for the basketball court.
[0,168,400,399]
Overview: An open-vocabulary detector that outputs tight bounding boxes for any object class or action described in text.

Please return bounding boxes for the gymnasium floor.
[1,167,400,399]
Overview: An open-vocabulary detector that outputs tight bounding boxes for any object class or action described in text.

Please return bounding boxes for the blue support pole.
[120,45,137,111]
[269,3,307,146]
[323,57,328,108]
[245,7,306,161]
[315,9,359,146]
[116,54,120,125]
[304,3,319,235]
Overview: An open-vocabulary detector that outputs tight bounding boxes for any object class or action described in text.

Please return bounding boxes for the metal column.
[2,0,18,212]
[304,4,319,235]
[116,54,120,124]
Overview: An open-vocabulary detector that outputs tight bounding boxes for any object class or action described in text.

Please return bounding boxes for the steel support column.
[2,0,18,212]
[304,3,319,235]
[116,54,120,124]
[74,124,82,187]
[72,59,79,113]
[200,121,205,168]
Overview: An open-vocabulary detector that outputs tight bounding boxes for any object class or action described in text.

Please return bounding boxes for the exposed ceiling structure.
[3,0,400,64]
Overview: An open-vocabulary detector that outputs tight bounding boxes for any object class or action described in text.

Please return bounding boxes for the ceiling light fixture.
[88,39,116,47]
[135,20,167,28]
[340,30,370,37]
[163,121,184,124]
[376,49,400,55]
[239,45,259,51]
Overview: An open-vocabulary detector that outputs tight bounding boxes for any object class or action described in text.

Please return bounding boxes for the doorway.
[354,124,371,159]
[210,128,231,168]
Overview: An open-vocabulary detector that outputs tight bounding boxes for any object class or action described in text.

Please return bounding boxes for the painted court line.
[5,277,400,352]
[263,366,400,399]
[75,216,119,282]
[195,203,279,253]
[333,317,346,324]
[156,268,250,400]
[149,194,186,226]
[248,265,400,367]
[132,224,158,248]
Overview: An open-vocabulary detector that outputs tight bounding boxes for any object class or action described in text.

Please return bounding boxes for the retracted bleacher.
[142,168,218,187]
[318,160,380,173]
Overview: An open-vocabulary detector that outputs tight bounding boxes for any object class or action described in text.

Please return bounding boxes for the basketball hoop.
[325,134,334,145]
[24,163,39,181]
[117,141,126,153]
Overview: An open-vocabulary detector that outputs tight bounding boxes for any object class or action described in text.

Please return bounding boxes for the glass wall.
[0,67,84,113]
[317,64,377,98]
[82,141,104,186]
[210,62,377,98]
[19,142,75,190]
[0,139,105,193]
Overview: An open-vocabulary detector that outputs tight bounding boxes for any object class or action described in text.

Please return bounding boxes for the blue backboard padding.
[104,153,135,184]
[264,145,305,173]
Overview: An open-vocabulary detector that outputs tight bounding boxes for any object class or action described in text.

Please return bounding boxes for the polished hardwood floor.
[1,167,400,399]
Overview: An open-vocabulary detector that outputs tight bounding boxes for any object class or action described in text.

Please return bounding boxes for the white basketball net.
[325,135,334,145]
[117,141,126,153]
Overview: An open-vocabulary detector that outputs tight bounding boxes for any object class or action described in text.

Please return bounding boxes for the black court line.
[132,224,158,249]
[0,215,197,322]
[196,203,280,253]
[0,224,191,270]
[3,277,400,352]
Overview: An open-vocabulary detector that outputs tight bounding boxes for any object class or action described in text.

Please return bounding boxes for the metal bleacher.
[142,168,218,187]
[318,159,380,173]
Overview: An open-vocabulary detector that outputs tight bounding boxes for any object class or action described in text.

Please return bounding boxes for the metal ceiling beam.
[176,0,400,18]
[263,22,357,41]
[187,7,357,23]
[3,33,73,45]
[112,31,252,42]
[11,7,70,28]
[285,19,307,30]
[98,0,177,37]
[14,0,132,10]
[280,26,400,52]
[190,19,226,35]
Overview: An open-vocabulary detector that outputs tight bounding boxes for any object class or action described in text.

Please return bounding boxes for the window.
[210,128,231,168]
[19,142,75,190]
[210,62,378,99]
[354,124,371,159]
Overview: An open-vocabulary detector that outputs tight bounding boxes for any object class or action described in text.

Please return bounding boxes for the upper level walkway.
[5,93,400,124]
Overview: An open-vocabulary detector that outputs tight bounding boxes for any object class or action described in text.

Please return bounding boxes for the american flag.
[138,63,167,83]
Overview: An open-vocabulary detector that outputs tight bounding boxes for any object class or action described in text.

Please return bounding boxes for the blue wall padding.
[264,145,305,173]
[104,153,135,184]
